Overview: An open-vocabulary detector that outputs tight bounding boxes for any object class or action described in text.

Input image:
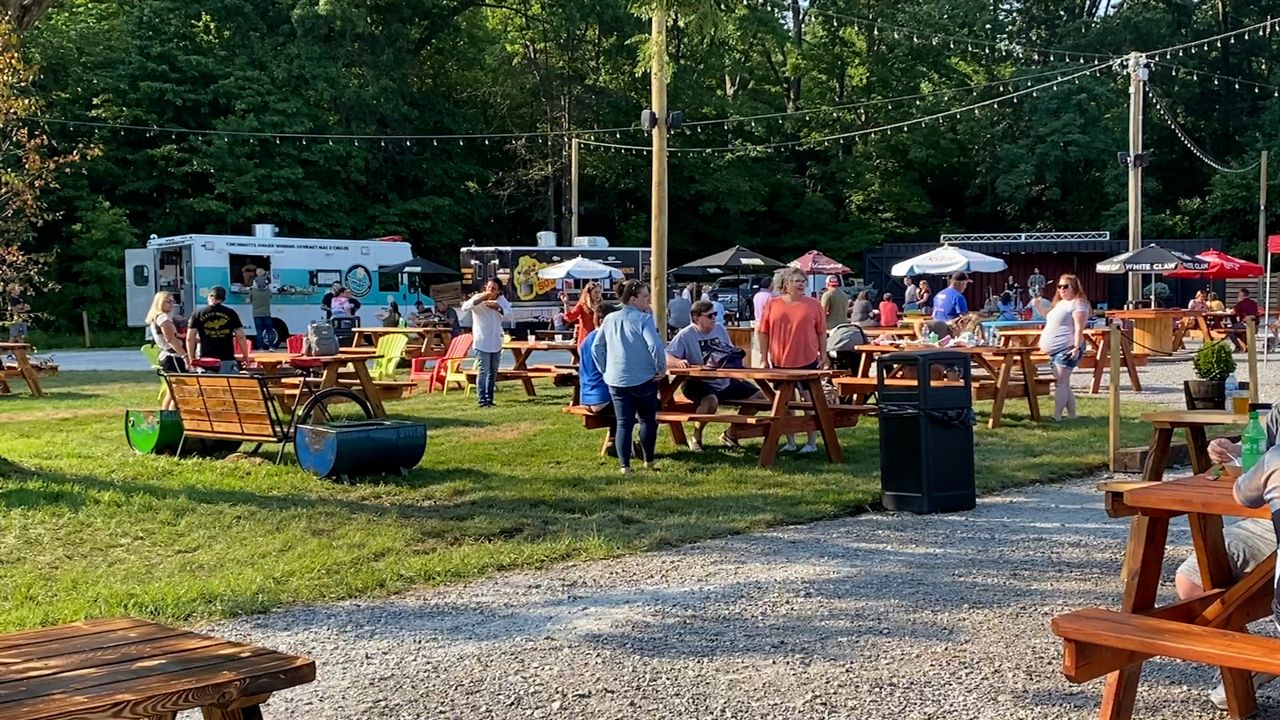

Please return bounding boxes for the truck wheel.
[269,318,289,350]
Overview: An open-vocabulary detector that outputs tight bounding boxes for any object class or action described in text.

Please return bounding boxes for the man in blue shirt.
[931,272,971,322]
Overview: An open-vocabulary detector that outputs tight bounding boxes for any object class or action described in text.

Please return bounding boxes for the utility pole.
[1126,52,1148,305]
[650,4,669,329]
[570,138,580,241]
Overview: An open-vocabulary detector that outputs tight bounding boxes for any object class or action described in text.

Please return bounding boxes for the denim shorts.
[1050,348,1080,370]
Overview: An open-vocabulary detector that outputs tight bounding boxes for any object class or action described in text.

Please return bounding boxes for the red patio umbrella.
[1165,249,1263,279]
[790,250,852,275]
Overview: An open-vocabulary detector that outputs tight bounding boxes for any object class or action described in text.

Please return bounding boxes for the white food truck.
[125,224,414,342]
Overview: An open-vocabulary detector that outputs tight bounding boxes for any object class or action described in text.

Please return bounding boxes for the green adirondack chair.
[140,344,166,403]
[370,333,410,381]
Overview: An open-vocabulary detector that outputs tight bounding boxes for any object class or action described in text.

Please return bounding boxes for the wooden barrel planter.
[294,420,427,479]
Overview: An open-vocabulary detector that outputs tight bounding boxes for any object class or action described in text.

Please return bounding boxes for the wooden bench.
[1051,607,1280,684]
[0,617,315,720]
[466,366,577,397]
[165,373,293,459]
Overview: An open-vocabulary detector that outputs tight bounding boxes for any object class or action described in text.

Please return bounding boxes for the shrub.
[1192,341,1235,381]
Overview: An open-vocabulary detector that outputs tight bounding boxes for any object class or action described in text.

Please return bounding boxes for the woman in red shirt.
[563,281,603,346]
[758,267,828,454]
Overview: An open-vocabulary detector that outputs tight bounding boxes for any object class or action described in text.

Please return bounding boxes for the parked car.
[707,275,770,322]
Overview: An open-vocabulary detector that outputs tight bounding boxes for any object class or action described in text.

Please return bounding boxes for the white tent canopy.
[890,245,1008,277]
[536,256,624,280]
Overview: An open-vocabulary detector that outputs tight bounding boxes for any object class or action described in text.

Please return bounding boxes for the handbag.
[703,339,746,369]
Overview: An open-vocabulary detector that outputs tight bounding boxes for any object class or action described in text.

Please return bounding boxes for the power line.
[1145,82,1262,173]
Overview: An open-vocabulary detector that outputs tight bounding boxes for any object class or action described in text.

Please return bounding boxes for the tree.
[0,0,56,35]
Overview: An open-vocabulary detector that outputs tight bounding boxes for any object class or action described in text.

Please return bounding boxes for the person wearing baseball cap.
[820,275,849,329]
[931,272,970,322]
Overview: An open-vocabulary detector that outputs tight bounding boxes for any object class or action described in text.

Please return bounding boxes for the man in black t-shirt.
[186,286,249,365]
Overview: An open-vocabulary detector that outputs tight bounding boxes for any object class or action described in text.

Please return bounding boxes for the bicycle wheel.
[294,387,375,427]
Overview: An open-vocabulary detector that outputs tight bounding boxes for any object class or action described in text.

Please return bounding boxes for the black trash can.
[877,349,976,514]
[331,316,361,348]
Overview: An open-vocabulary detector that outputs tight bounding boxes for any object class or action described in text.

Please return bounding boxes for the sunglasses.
[1057,284,1072,289]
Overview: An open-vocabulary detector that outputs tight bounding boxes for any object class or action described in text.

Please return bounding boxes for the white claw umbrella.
[536,256,625,280]
[890,245,1008,277]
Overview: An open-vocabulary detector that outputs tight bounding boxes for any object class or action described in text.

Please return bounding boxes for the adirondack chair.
[140,345,166,403]
[369,333,409,381]
[410,334,473,394]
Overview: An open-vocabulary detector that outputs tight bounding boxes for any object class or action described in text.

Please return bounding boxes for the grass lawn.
[0,371,1158,631]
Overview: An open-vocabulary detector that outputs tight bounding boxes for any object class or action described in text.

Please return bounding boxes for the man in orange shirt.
[758,267,828,453]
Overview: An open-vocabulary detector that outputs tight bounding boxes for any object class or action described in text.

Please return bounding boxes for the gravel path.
[208,477,1280,720]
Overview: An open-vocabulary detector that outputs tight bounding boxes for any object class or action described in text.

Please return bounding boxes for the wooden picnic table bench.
[0,342,49,397]
[995,327,1143,393]
[0,617,314,720]
[250,351,388,417]
[1051,473,1278,720]
[463,341,579,397]
[1137,409,1248,484]
[350,325,452,358]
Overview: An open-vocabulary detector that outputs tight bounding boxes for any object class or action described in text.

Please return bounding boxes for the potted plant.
[1185,341,1235,410]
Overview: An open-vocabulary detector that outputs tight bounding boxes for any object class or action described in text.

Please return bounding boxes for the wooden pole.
[649,5,669,329]
[82,311,90,348]
[1109,324,1121,472]
[1247,317,1258,403]
[1126,53,1147,305]
[570,138,580,241]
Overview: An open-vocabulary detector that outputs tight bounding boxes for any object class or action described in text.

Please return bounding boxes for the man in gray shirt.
[665,300,764,450]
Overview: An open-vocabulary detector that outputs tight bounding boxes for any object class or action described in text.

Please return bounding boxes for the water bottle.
[1241,410,1266,472]
[1225,373,1239,397]
[927,331,939,344]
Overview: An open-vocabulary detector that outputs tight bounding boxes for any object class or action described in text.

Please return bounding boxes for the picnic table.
[351,325,452,357]
[1137,409,1249,484]
[861,326,917,340]
[493,340,580,396]
[250,351,388,417]
[1052,473,1279,720]
[1104,309,1185,356]
[844,344,1043,429]
[995,327,1143,393]
[0,342,44,397]
[0,617,314,720]
[660,366,867,468]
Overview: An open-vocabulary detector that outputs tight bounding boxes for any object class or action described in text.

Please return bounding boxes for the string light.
[1146,16,1278,61]
[1149,60,1280,94]
[579,62,1109,155]
[1145,83,1262,174]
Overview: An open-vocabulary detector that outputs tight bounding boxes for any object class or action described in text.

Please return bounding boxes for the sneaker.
[719,432,742,449]
[781,443,798,453]
[799,444,818,454]
[1208,673,1277,710]
[688,439,703,452]
[644,461,658,471]
[620,466,633,475]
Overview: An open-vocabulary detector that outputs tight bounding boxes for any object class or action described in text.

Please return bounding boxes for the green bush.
[1192,341,1236,381]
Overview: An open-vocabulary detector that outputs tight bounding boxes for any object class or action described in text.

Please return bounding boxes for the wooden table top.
[1139,409,1250,426]
[0,617,314,720]
[0,343,31,351]
[853,343,1036,356]
[1105,309,1187,319]
[1124,473,1270,520]
[502,340,577,351]
[355,326,442,335]
[668,366,833,381]
[250,352,378,364]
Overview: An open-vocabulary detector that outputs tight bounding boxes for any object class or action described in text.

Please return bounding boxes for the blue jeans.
[475,350,501,405]
[253,317,275,350]
[610,380,658,468]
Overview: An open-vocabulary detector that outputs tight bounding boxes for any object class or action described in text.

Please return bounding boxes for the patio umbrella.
[1163,249,1263,280]
[889,244,1007,277]
[669,245,786,280]
[536,256,624,280]
[1095,244,1210,306]
[378,257,461,283]
[790,250,852,296]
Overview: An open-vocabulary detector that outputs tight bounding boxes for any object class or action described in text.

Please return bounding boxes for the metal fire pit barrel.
[295,420,427,479]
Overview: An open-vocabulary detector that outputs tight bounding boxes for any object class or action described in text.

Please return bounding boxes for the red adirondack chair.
[410,334,473,393]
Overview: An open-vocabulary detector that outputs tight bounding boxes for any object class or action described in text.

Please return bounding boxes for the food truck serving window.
[229,254,271,289]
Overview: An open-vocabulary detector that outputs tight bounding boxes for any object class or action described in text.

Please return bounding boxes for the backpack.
[304,320,340,357]
[826,323,868,354]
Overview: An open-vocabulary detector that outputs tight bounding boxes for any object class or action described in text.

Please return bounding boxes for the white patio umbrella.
[890,245,1008,277]
[536,256,625,280]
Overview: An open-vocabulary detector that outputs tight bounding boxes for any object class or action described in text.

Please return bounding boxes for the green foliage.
[11,0,1280,330]
[1192,340,1236,381]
